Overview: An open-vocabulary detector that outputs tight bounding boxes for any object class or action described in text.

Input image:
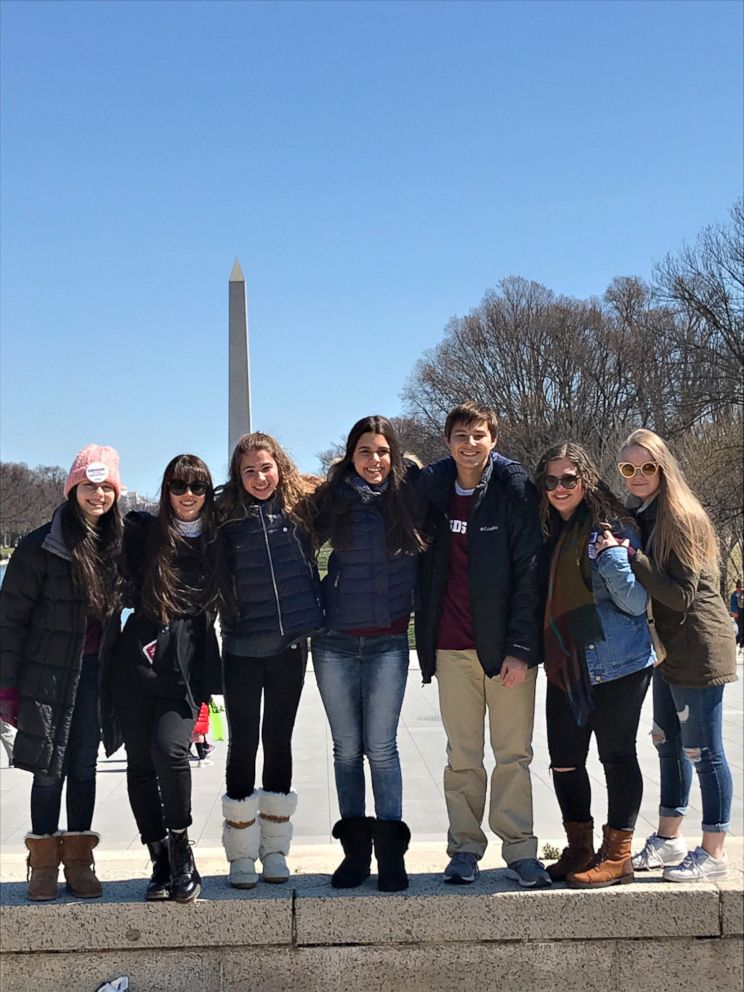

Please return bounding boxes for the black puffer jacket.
[415,453,542,683]
[0,507,122,776]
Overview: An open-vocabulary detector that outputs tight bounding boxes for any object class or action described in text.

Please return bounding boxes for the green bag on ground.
[208,698,225,741]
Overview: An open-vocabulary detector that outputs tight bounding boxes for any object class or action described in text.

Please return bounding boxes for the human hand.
[500,656,527,688]
[0,688,19,728]
[595,530,631,556]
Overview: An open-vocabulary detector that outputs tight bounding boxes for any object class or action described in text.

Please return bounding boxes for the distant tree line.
[399,200,743,583]
[0,462,154,548]
[319,200,742,584]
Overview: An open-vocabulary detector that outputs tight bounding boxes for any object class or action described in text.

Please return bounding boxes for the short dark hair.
[444,402,499,441]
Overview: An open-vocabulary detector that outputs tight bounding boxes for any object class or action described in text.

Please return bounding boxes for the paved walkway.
[1,655,742,876]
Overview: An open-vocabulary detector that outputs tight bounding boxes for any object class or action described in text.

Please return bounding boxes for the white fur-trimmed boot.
[259,790,298,884]
[222,793,260,889]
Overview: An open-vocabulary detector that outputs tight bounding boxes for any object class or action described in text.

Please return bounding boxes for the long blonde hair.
[621,428,719,576]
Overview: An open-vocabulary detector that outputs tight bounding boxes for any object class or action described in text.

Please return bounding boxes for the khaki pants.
[436,648,538,863]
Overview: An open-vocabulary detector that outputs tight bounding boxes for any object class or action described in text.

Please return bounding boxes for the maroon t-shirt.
[83,617,102,656]
[436,487,474,650]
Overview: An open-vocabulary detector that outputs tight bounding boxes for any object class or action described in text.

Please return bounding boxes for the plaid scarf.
[543,503,604,726]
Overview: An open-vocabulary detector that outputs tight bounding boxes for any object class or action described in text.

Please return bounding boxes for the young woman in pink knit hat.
[0,444,124,902]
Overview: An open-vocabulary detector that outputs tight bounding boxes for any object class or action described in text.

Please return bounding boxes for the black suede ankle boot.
[372,820,411,892]
[331,818,374,888]
[168,830,201,903]
[145,839,171,901]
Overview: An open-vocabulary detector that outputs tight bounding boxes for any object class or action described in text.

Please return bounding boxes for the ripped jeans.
[652,670,732,833]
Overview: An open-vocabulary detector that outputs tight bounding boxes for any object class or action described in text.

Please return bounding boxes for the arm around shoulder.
[630,548,698,613]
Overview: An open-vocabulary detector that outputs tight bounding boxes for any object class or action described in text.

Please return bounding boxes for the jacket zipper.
[260,506,285,635]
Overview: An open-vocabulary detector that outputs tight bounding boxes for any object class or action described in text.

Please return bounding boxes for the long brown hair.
[215,432,311,526]
[61,493,122,619]
[141,454,216,622]
[534,441,632,538]
[311,415,425,555]
[620,428,719,575]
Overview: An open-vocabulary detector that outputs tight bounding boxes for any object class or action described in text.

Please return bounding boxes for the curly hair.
[534,441,632,537]
[140,454,217,622]
[215,432,311,526]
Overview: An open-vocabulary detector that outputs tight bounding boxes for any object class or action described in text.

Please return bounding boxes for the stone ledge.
[1,869,741,954]
[2,938,743,992]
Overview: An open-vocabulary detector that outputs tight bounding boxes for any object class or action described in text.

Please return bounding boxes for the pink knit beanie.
[64,444,123,500]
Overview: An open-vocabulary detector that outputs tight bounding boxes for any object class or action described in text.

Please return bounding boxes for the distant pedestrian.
[0,445,124,901]
[216,433,322,888]
[191,703,214,766]
[111,455,220,904]
[308,416,423,892]
[620,430,737,882]
[729,579,743,647]
[535,442,654,889]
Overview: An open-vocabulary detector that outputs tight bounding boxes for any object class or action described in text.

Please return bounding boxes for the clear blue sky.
[1,0,741,497]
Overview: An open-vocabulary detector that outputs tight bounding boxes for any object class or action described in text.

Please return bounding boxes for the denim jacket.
[584,523,656,685]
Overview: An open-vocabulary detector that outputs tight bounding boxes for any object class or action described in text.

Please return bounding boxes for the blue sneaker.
[506,857,551,888]
[443,852,479,884]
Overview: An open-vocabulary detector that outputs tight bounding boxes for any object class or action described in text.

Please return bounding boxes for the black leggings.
[113,683,197,844]
[223,642,306,800]
[546,666,652,832]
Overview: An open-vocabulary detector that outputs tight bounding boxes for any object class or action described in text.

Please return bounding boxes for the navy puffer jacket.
[322,476,417,631]
[220,497,323,641]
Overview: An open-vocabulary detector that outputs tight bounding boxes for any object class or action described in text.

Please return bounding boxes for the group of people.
[0,403,737,906]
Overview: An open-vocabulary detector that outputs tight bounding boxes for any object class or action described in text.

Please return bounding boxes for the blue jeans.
[312,632,408,821]
[30,653,101,835]
[652,670,732,833]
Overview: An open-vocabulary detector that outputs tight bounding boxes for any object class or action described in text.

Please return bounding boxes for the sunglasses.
[168,480,209,496]
[618,462,659,479]
[544,474,580,492]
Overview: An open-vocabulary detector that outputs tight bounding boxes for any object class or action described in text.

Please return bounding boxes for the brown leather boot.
[546,821,595,882]
[25,833,62,901]
[61,831,103,898]
[567,825,634,888]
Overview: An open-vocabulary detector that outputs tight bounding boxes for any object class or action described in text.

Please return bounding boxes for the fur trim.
[61,831,100,840]
[259,790,298,819]
[222,792,259,823]
[222,818,260,863]
[24,832,63,841]
[259,816,293,859]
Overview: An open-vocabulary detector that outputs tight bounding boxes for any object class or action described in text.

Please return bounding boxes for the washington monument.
[228,259,252,458]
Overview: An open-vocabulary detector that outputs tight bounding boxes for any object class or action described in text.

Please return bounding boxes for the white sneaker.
[663,846,728,882]
[632,833,687,870]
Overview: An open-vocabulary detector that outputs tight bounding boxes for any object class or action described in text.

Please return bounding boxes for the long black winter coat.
[415,453,542,683]
[0,508,122,777]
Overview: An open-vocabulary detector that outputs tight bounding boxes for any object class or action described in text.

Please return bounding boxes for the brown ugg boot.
[61,831,103,898]
[547,820,595,882]
[25,833,62,901]
[567,825,634,889]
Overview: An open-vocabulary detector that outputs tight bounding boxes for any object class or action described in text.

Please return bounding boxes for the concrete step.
[1,844,742,992]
